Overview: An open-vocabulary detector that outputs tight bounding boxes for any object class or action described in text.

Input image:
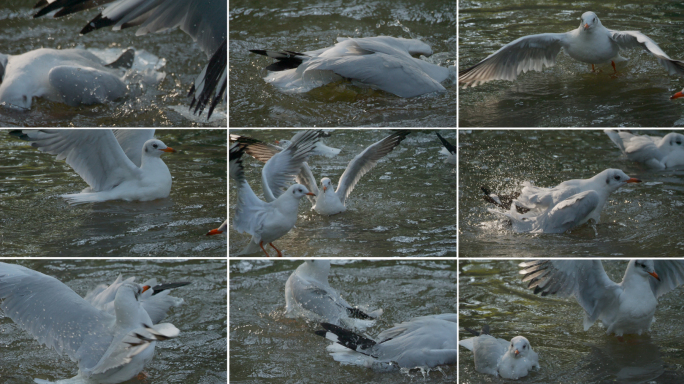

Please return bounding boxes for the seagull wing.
[113,129,155,167]
[541,190,600,233]
[10,129,141,192]
[0,262,115,372]
[261,130,320,202]
[335,130,410,205]
[610,30,684,75]
[519,260,622,328]
[650,260,684,298]
[459,32,569,87]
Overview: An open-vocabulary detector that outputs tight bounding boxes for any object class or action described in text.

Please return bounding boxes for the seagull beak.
[514,349,520,356]
[584,23,589,30]
[142,285,151,293]
[323,186,327,192]
[306,192,316,196]
[649,271,660,281]
[671,91,684,100]
[626,178,641,183]
[161,147,176,153]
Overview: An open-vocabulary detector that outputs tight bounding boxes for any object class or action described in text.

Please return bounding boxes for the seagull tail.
[315,323,376,355]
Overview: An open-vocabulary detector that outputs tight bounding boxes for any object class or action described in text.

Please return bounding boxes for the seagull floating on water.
[519,259,684,336]
[0,262,183,384]
[315,313,456,371]
[11,129,176,204]
[251,36,451,97]
[460,11,684,88]
[33,0,226,118]
[605,130,684,169]
[285,260,382,331]
[459,324,540,380]
[484,169,641,233]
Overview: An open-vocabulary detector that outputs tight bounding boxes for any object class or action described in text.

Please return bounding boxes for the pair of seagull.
[229,130,410,256]
[461,259,684,379]
[460,11,684,99]
[0,262,189,383]
[285,260,456,371]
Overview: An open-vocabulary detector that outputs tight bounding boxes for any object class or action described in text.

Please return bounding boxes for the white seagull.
[605,130,684,169]
[251,36,451,97]
[459,324,540,380]
[315,313,457,370]
[436,131,456,165]
[33,0,227,118]
[519,259,684,336]
[285,260,382,331]
[0,262,181,384]
[0,48,141,110]
[230,133,320,256]
[484,169,641,233]
[11,129,175,204]
[459,11,684,88]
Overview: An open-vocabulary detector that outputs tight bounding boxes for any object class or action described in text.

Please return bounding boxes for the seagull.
[230,133,320,256]
[10,129,176,204]
[0,48,143,110]
[484,169,641,233]
[285,260,382,331]
[459,324,540,379]
[605,129,684,169]
[459,11,684,88]
[519,259,684,336]
[436,131,455,165]
[206,220,227,236]
[276,138,341,158]
[250,36,451,97]
[33,0,227,119]
[315,313,456,370]
[0,262,182,384]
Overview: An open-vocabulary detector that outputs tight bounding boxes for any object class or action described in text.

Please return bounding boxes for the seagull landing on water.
[483,169,641,233]
[459,324,540,380]
[519,259,684,337]
[605,130,684,169]
[460,11,684,88]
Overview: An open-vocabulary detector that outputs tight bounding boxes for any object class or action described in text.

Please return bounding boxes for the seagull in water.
[285,260,382,331]
[33,0,226,118]
[459,324,540,380]
[10,129,176,204]
[230,131,321,256]
[519,259,684,337]
[605,130,684,169]
[484,169,641,233]
[315,313,456,371]
[0,48,150,110]
[460,11,684,88]
[0,262,183,384]
[251,36,451,97]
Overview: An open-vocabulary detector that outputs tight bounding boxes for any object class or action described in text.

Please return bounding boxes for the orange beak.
[306,192,316,196]
[626,178,641,183]
[584,23,589,30]
[514,349,520,356]
[161,147,176,153]
[323,186,327,192]
[649,271,660,281]
[671,91,684,100]
[142,285,151,293]
[206,228,223,236]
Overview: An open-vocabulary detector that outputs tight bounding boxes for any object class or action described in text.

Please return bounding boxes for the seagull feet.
[269,243,283,257]
[135,371,149,382]
[258,241,283,257]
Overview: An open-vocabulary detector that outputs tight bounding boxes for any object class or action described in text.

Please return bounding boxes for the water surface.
[459,0,684,127]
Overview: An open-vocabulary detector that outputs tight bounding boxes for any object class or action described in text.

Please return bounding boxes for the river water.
[459,0,684,127]
[229,0,456,127]
[229,259,456,383]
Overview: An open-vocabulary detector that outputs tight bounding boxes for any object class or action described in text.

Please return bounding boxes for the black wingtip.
[151,281,191,295]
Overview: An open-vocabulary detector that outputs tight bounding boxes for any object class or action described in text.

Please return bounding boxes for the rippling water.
[459,0,684,127]
[0,259,227,384]
[229,0,455,127]
[459,259,684,383]
[0,129,227,257]
[459,129,684,258]
[229,129,456,257]
[0,0,226,127]
[230,259,456,383]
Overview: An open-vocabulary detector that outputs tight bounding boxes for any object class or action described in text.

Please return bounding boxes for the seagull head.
[320,177,334,193]
[287,183,316,199]
[580,11,601,32]
[596,169,641,192]
[143,139,176,157]
[300,260,332,281]
[508,336,533,358]
[662,132,684,150]
[633,260,660,281]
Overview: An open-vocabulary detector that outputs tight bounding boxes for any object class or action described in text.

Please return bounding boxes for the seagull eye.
[614,175,620,181]
[153,144,158,148]
[677,140,682,145]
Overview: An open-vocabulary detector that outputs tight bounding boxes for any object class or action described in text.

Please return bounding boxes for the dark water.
[459,129,684,258]
[0,129,227,257]
[459,0,684,127]
[230,259,456,383]
[0,259,227,384]
[229,0,456,127]
[459,259,684,383]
